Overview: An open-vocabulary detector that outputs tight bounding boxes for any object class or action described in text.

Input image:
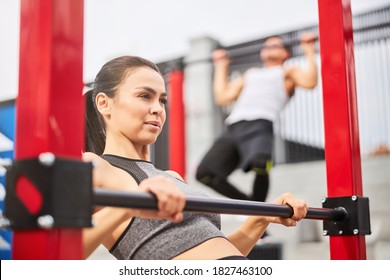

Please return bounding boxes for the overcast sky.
[1,0,389,101]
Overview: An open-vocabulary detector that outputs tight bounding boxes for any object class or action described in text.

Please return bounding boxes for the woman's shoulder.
[83,152,139,190]
[165,170,185,181]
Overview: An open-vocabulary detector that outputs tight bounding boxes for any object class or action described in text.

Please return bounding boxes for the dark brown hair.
[85,56,161,154]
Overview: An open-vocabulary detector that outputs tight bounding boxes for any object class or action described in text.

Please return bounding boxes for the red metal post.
[168,70,186,179]
[13,0,84,259]
[317,0,366,259]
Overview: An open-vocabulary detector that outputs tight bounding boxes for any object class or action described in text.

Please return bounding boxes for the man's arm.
[212,49,245,105]
[287,33,318,90]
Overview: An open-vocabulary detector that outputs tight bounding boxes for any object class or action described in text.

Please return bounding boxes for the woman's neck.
[104,133,150,161]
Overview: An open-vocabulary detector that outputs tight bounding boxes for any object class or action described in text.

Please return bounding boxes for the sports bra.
[102,154,226,260]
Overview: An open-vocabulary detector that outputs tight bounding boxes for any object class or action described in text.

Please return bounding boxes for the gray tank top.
[101,154,226,260]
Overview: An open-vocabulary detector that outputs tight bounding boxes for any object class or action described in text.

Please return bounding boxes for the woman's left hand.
[267,192,308,226]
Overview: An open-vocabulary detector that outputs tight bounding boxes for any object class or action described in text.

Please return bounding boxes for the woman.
[84,55,308,260]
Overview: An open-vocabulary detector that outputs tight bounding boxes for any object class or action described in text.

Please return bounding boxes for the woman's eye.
[160,98,168,105]
[140,93,150,99]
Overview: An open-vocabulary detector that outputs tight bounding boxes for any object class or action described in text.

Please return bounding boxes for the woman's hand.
[83,153,186,223]
[267,192,308,226]
[83,175,186,258]
[134,176,186,223]
[83,152,186,222]
[228,193,307,255]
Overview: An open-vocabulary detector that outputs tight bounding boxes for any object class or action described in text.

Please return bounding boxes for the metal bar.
[317,0,367,259]
[184,36,319,66]
[227,37,317,59]
[93,189,347,221]
[14,0,84,259]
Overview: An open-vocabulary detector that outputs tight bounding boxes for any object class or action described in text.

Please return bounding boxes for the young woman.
[84,55,308,260]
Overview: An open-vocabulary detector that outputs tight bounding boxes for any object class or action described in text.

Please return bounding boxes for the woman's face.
[108,67,167,146]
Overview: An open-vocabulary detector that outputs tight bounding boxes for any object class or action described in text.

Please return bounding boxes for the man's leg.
[250,158,273,239]
[233,119,274,202]
[195,136,249,200]
[251,159,272,202]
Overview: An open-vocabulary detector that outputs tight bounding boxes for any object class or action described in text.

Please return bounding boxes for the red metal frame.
[168,70,186,179]
[13,0,84,259]
[12,0,367,260]
[318,0,366,259]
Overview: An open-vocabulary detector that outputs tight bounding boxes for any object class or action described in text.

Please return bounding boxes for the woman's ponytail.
[85,89,105,154]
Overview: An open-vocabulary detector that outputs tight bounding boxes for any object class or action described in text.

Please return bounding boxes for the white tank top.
[225,66,290,125]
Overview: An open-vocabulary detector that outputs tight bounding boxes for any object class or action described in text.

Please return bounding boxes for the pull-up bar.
[180,36,318,67]
[93,189,346,221]
[226,36,317,58]
[3,154,368,232]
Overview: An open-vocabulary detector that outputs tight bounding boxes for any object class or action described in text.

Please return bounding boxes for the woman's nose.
[150,100,164,115]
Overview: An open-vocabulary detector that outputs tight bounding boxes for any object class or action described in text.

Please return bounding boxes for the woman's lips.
[145,120,161,130]
[145,120,160,127]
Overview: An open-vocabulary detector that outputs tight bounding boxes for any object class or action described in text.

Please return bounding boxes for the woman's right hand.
[134,176,186,223]
[83,152,186,223]
[83,153,185,222]
[84,176,186,258]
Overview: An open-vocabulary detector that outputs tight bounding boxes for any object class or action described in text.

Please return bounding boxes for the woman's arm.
[226,193,307,256]
[83,207,134,258]
[82,153,186,258]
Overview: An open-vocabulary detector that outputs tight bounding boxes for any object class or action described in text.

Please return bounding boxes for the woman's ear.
[95,92,112,116]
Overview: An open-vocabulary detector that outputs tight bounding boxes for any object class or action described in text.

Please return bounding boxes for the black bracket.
[322,196,371,236]
[4,153,93,229]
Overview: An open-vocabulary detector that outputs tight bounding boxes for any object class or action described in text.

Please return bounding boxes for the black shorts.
[199,119,273,177]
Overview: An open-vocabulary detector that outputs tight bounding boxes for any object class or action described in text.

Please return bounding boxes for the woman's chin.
[138,137,158,146]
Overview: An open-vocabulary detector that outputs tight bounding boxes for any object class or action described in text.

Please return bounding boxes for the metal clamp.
[4,153,93,229]
[322,196,371,236]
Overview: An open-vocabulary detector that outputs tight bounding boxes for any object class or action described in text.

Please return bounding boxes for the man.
[196,33,317,203]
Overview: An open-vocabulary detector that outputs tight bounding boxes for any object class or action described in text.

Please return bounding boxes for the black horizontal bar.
[182,36,319,66]
[94,189,347,221]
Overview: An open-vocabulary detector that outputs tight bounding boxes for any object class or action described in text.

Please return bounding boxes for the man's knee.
[196,165,224,187]
[195,163,213,182]
[250,158,273,175]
